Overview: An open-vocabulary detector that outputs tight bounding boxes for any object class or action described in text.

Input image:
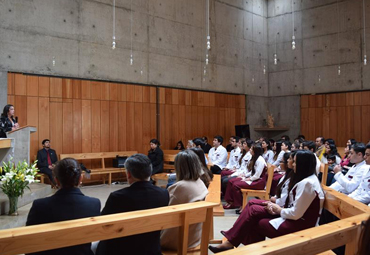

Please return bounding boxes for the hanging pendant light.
[112,0,116,49]
[291,0,296,50]
[363,0,367,65]
[337,0,341,75]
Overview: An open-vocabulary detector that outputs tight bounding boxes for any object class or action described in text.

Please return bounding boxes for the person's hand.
[245,177,251,182]
[270,197,276,203]
[48,165,53,169]
[265,202,282,215]
[333,165,342,174]
[14,123,19,129]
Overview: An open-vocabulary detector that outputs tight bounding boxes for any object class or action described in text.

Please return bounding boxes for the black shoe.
[208,245,233,253]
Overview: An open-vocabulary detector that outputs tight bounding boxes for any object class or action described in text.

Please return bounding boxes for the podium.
[6,126,37,165]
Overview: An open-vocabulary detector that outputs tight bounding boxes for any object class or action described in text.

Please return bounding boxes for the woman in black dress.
[148,139,164,175]
[0,104,19,138]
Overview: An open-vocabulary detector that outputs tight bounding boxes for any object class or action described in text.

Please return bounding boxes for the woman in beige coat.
[160,150,209,251]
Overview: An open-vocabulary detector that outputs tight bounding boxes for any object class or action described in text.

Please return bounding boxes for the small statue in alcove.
[267,111,274,128]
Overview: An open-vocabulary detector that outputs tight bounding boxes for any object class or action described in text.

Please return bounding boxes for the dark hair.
[190,148,213,187]
[298,135,305,140]
[303,141,316,152]
[248,143,263,175]
[53,158,81,188]
[246,139,254,149]
[282,140,292,150]
[325,138,335,145]
[175,141,185,150]
[367,144,370,150]
[284,151,317,208]
[1,104,14,117]
[125,154,152,180]
[238,138,247,165]
[273,140,283,160]
[348,139,357,145]
[352,143,366,157]
[150,139,160,146]
[359,217,370,255]
[326,143,340,157]
[281,135,290,141]
[268,139,275,147]
[42,139,50,145]
[193,137,205,148]
[327,155,336,162]
[262,138,272,151]
[276,152,293,198]
[175,150,202,181]
[233,136,240,142]
[214,135,223,145]
[292,141,300,150]
[202,136,208,142]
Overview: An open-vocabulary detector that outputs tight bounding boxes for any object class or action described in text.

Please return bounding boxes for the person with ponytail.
[209,151,324,253]
[26,158,101,255]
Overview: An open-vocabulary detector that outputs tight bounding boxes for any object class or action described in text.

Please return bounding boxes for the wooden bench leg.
[108,173,112,185]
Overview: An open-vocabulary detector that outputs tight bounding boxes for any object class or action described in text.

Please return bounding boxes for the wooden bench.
[0,201,218,255]
[60,151,137,185]
[221,186,370,255]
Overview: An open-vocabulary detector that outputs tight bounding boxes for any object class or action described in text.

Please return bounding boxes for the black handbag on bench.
[113,155,127,168]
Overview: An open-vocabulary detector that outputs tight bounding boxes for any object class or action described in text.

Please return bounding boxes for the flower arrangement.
[0,160,40,215]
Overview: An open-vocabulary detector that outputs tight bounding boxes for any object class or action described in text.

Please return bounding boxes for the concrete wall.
[0,0,268,96]
[267,0,368,96]
[0,72,7,106]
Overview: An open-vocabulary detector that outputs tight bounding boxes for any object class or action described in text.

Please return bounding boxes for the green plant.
[0,160,40,197]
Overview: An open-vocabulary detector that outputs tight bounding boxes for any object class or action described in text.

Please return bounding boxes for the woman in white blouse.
[262,139,274,164]
[209,150,324,253]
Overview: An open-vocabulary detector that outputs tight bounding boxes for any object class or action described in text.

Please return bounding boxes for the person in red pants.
[210,150,324,253]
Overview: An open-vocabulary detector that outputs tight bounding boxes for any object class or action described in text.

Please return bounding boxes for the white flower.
[25,175,35,183]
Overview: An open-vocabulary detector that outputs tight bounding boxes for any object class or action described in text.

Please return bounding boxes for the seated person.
[208,135,228,174]
[223,143,267,211]
[209,150,324,253]
[222,136,241,172]
[160,150,208,251]
[148,139,164,175]
[96,154,169,255]
[36,139,58,187]
[174,140,185,150]
[26,158,101,255]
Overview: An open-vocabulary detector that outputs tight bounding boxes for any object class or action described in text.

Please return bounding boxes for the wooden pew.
[0,201,218,255]
[60,151,137,185]
[220,186,370,255]
[337,147,345,158]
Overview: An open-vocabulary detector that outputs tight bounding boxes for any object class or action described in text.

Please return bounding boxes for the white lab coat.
[348,166,370,204]
[208,145,228,169]
[225,147,241,169]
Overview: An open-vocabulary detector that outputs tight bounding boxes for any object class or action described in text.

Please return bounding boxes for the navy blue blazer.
[96,181,169,255]
[26,188,101,255]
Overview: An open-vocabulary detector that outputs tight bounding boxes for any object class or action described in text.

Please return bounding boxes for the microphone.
[15,116,18,123]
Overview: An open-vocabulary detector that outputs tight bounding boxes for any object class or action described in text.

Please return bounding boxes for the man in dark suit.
[37,139,58,186]
[96,153,169,255]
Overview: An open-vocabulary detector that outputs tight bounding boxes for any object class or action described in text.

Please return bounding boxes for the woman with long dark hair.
[209,151,324,253]
[148,139,164,175]
[223,143,267,210]
[26,158,101,255]
[0,104,19,138]
[262,138,274,164]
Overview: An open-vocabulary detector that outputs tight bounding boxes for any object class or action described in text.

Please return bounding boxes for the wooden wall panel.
[301,92,370,146]
[7,73,247,182]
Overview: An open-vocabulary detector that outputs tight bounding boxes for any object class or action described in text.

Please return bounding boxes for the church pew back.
[0,201,218,255]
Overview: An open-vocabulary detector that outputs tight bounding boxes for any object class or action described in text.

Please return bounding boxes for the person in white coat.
[208,135,228,174]
[348,144,370,204]
[330,143,368,195]
[223,136,241,171]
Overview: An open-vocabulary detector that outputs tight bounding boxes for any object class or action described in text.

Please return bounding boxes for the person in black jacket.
[202,136,212,154]
[0,104,19,138]
[96,154,169,255]
[26,158,101,255]
[148,139,164,175]
[37,139,58,186]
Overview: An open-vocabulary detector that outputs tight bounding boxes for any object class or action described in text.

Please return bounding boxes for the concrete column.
[0,71,7,106]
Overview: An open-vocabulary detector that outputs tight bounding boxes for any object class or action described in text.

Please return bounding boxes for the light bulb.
[365,55,367,65]
[292,35,296,50]
[207,35,211,50]
[318,75,321,83]
[206,54,209,65]
[338,65,341,76]
[204,66,207,75]
[274,53,277,65]
[112,36,116,50]
[252,75,255,83]
[130,54,133,65]
[263,65,266,74]
[52,57,56,67]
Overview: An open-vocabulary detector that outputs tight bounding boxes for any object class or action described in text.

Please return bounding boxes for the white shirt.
[275,178,290,207]
[263,150,274,164]
[208,145,228,169]
[272,151,286,167]
[330,160,368,194]
[269,174,325,230]
[231,151,252,177]
[314,154,321,175]
[348,166,370,204]
[226,147,241,169]
[245,156,266,181]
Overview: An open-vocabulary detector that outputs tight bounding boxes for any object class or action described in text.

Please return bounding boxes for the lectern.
[6,126,37,165]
